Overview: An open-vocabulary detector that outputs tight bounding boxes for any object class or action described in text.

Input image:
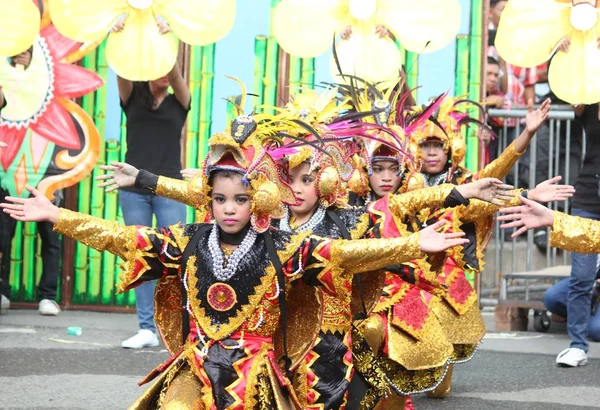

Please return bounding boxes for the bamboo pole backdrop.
[6,0,487,308]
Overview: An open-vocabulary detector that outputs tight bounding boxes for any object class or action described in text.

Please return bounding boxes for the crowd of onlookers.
[485,0,600,369]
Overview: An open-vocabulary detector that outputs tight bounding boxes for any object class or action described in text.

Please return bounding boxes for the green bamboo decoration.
[466,0,483,172]
[199,44,215,163]
[186,46,203,177]
[87,40,110,304]
[81,48,98,117]
[254,36,267,112]
[455,35,470,169]
[9,223,23,299]
[185,45,203,223]
[22,222,35,301]
[455,36,470,97]
[300,58,315,89]
[263,0,281,111]
[73,42,100,304]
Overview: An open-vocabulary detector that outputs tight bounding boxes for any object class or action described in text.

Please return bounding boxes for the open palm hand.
[529,176,575,203]
[97,162,139,192]
[525,98,551,135]
[0,186,59,223]
[419,220,469,253]
[468,178,515,205]
[497,196,555,237]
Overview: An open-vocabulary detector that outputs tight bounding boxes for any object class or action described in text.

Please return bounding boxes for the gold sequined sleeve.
[333,233,423,274]
[134,169,207,209]
[388,184,455,218]
[156,174,207,209]
[459,190,523,223]
[54,208,136,259]
[54,208,186,292]
[477,141,523,180]
[550,212,600,254]
[295,233,424,296]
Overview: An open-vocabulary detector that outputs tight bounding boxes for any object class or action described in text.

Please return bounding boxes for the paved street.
[1,308,599,409]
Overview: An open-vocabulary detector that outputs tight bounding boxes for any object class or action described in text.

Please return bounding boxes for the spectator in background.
[484,56,506,163]
[113,20,190,349]
[541,103,600,367]
[0,49,62,316]
[544,276,600,345]
[488,0,538,188]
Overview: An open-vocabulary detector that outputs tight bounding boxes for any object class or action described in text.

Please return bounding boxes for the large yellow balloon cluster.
[0,0,41,56]
[48,0,235,81]
[496,0,600,104]
[273,0,461,86]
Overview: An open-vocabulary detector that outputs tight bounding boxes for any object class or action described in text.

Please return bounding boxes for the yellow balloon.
[154,0,236,46]
[330,31,402,88]
[106,9,178,81]
[274,0,347,58]
[549,29,600,104]
[48,0,127,43]
[495,0,570,68]
[0,0,40,56]
[379,0,461,53]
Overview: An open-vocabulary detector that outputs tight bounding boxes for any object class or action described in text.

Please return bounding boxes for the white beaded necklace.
[208,223,258,282]
[279,205,326,233]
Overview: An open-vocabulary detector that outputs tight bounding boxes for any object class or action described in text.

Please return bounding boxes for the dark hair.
[487,56,500,66]
[490,0,506,8]
[207,169,245,188]
[133,82,155,111]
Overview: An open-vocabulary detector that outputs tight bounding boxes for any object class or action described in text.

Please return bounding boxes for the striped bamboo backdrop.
[7,0,484,308]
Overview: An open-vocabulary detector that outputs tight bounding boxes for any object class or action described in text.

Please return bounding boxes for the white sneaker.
[556,347,588,367]
[121,329,159,349]
[1,295,10,310]
[38,299,61,316]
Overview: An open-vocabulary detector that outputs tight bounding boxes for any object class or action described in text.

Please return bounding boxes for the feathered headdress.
[408,94,493,169]
[262,87,360,207]
[201,78,299,232]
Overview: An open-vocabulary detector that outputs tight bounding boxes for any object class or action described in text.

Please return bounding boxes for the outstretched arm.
[459,176,574,223]
[298,219,466,279]
[498,195,600,254]
[97,163,206,208]
[1,186,185,292]
[478,98,551,180]
[386,178,514,219]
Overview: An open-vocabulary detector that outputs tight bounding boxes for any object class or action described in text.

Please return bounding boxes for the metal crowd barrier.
[484,106,577,310]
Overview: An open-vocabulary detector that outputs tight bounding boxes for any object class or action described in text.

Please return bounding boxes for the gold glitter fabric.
[429,295,486,346]
[322,290,352,334]
[54,208,137,260]
[550,211,600,254]
[273,280,323,370]
[357,314,386,355]
[387,307,453,370]
[154,276,184,355]
[156,174,210,210]
[477,141,523,180]
[388,184,455,218]
[331,234,423,275]
[451,344,478,362]
[426,363,454,398]
[459,191,522,224]
[352,327,448,404]
[159,365,206,409]
[373,395,406,410]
